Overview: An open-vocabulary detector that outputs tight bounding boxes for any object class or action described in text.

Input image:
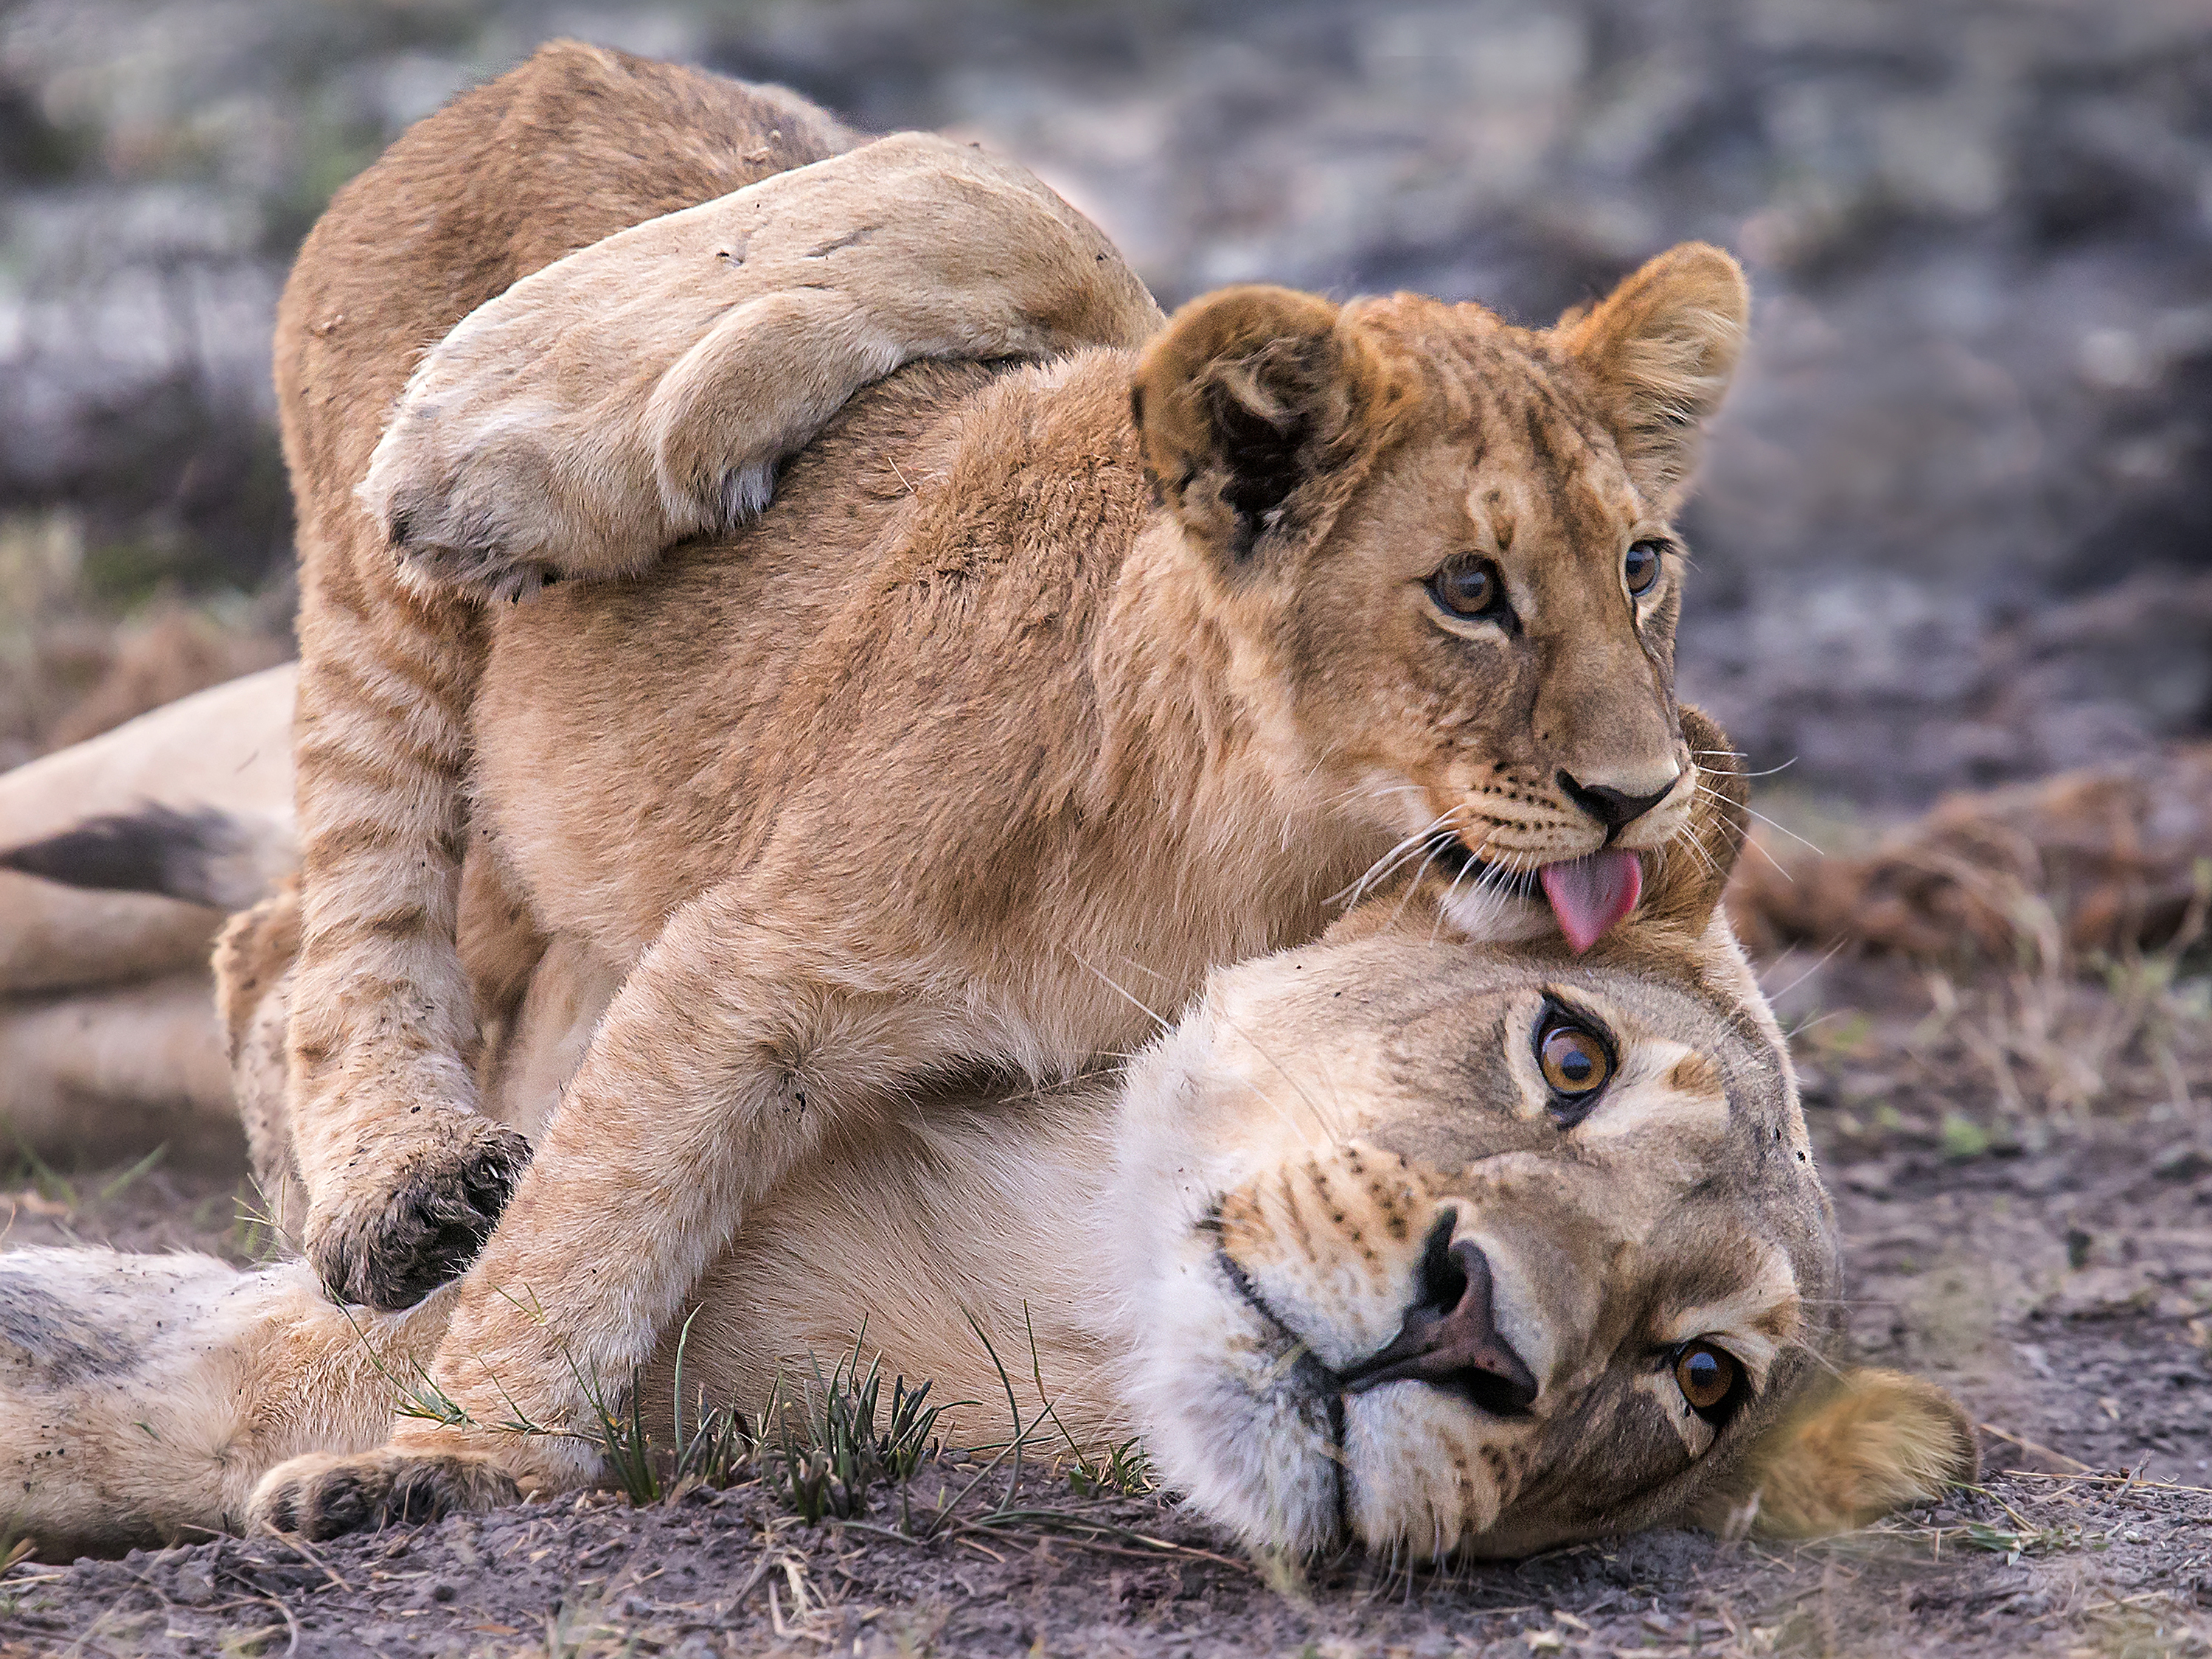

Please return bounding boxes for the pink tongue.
[1539,851,1644,954]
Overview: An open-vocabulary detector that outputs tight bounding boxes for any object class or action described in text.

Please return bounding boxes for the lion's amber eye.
[1674,1340,1742,1419]
[1624,540,1663,596]
[1537,1018,1611,1098]
[1429,556,1505,619]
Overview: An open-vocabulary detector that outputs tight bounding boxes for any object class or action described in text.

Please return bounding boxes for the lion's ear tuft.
[1131,286,1400,569]
[1561,243,1748,511]
[1717,1368,1980,1540]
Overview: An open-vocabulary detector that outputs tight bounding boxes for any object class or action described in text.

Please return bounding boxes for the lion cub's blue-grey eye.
[1430,556,1506,619]
[1624,540,1663,596]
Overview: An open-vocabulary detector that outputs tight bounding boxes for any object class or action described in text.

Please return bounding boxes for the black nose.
[1337,1226,1538,1416]
[1558,770,1677,832]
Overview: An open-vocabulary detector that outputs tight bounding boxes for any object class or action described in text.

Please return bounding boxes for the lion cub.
[284,41,1749,1332]
[260,275,1760,1523]
[278,43,1161,1309]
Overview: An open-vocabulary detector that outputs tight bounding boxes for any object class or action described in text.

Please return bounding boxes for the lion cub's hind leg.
[361,132,1161,602]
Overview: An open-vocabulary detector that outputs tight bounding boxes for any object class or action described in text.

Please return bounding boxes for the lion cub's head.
[1132,246,1749,950]
[1105,747,1975,1559]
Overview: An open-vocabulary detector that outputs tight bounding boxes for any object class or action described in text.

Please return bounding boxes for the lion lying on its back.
[0,723,1974,1560]
[257,38,1760,1529]
[279,43,1753,1345]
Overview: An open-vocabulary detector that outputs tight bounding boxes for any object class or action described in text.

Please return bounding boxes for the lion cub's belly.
[473,538,860,961]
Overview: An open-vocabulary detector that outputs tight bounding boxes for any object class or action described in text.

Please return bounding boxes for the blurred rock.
[1,0,2209,801]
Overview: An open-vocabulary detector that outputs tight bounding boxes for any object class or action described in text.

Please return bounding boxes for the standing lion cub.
[279,43,1164,1310]
[280,36,1750,1374]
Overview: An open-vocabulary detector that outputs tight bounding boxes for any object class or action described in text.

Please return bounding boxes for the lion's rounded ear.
[1560,243,1748,511]
[1130,286,1399,568]
[1711,1368,1979,1539]
[1635,705,1748,938]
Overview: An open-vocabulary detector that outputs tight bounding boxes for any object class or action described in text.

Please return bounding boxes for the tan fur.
[362,133,1161,598]
[0,668,293,1161]
[0,751,1970,1560]
[276,43,1162,1310]
[0,974,237,1164]
[268,70,1755,1497]
[0,666,295,997]
[1708,1369,1981,1538]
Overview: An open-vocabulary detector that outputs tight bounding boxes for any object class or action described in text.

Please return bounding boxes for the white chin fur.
[1436,885,1553,945]
[1121,1248,1343,1557]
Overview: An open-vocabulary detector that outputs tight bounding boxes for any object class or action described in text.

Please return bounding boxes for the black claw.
[389,1464,450,1526]
[263,1486,299,1535]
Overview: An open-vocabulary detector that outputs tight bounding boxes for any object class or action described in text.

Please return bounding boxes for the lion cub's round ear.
[1706,1368,1980,1539]
[1559,243,1748,512]
[1131,286,1404,568]
[1632,704,1749,939]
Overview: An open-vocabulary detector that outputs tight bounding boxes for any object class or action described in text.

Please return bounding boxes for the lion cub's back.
[473,351,1151,960]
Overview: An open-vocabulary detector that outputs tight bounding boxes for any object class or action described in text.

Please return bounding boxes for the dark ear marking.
[1203,364,1317,560]
[1130,285,1399,569]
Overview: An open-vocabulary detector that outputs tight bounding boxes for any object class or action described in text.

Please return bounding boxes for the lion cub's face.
[1108,931,1835,1559]
[1290,325,1691,923]
[1133,247,1749,945]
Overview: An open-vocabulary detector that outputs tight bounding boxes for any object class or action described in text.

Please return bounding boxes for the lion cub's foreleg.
[361,132,1161,604]
[248,883,995,1527]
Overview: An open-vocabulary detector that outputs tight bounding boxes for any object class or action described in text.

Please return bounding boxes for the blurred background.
[2,0,2209,815]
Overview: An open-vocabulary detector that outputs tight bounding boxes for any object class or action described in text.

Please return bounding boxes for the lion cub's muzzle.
[1336,1218,1537,1417]
[1557,768,1680,837]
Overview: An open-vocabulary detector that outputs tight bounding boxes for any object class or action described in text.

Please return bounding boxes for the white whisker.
[1333,810,1458,908]
[1431,827,1508,941]
[1386,832,1458,927]
[1697,785,1824,858]
[1760,939,1848,1006]
[1063,948,1175,1032]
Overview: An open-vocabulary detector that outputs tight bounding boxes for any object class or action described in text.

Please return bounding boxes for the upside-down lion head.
[1107,731,1975,1557]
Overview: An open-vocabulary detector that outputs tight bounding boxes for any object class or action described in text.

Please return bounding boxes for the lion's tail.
[0,802,296,913]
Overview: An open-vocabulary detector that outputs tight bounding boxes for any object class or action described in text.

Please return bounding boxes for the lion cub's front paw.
[305,1119,532,1310]
[251,1450,522,1540]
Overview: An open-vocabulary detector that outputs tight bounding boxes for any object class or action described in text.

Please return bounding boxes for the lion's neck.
[1084,516,1378,950]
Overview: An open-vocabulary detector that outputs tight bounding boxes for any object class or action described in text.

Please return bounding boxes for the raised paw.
[305,1122,532,1310]
[251,1450,521,1540]
[386,500,565,607]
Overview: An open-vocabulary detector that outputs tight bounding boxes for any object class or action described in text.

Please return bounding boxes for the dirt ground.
[1,951,2208,1658]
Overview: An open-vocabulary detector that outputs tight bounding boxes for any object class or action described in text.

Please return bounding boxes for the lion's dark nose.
[1558,770,1676,832]
[1337,1222,1538,1416]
